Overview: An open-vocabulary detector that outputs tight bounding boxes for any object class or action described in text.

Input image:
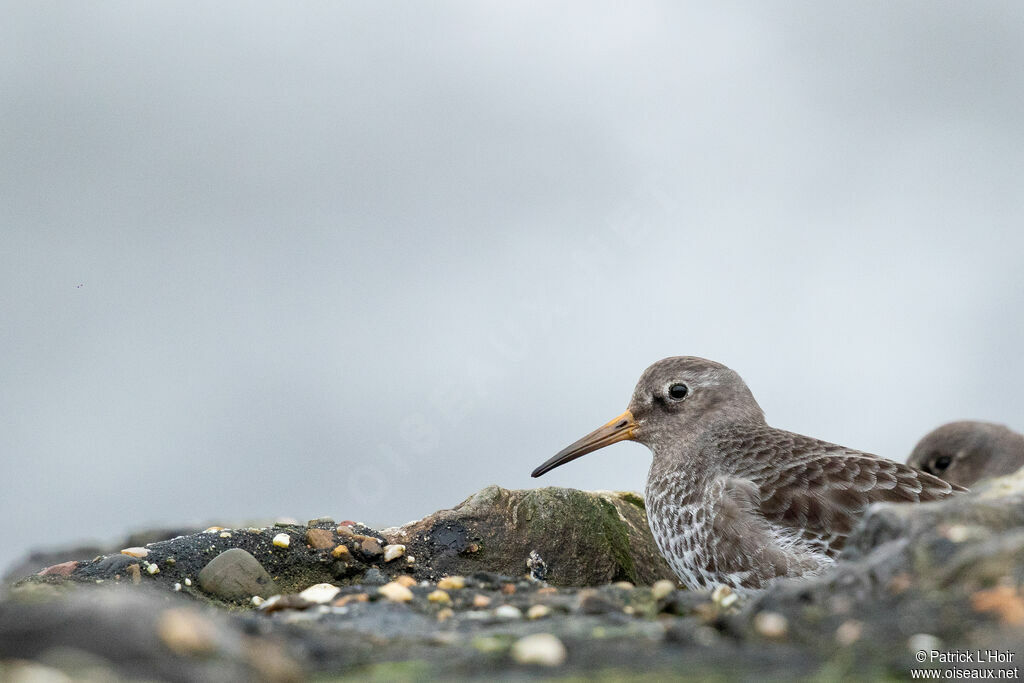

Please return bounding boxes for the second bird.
[532,356,964,591]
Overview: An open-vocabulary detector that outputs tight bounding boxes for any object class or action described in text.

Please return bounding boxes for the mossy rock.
[387,485,675,586]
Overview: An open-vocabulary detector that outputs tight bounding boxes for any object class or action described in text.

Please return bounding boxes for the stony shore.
[3,476,1024,681]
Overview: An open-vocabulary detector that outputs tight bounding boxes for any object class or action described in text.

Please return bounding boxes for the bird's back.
[714,424,965,557]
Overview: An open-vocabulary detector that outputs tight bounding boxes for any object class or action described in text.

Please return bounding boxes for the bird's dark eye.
[668,383,689,400]
[933,455,952,471]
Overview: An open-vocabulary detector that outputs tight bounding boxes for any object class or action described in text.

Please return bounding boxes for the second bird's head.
[531,356,766,478]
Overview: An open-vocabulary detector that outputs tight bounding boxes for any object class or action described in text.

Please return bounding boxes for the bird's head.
[531,356,765,478]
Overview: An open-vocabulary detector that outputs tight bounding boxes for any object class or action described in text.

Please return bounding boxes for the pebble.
[511,633,567,667]
[37,561,78,577]
[362,568,387,585]
[711,585,739,610]
[395,575,416,587]
[332,593,369,607]
[577,590,618,615]
[145,562,160,575]
[612,581,634,590]
[835,619,863,646]
[127,564,142,585]
[184,578,192,587]
[427,590,451,604]
[360,538,383,557]
[198,548,278,600]
[494,604,523,619]
[203,526,225,533]
[651,579,676,601]
[120,547,149,558]
[251,596,264,606]
[378,582,414,603]
[437,575,466,590]
[173,583,182,592]
[157,608,219,655]
[908,633,942,654]
[753,611,788,639]
[472,594,492,608]
[331,545,351,559]
[436,607,454,622]
[272,533,291,548]
[308,517,335,526]
[383,544,406,562]
[527,604,552,620]
[219,532,232,538]
[299,583,342,604]
[501,583,516,595]
[306,529,335,549]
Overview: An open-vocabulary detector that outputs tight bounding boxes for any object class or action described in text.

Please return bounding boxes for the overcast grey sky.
[3,2,1023,573]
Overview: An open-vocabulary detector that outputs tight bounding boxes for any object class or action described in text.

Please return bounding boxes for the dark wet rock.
[198,548,278,601]
[360,567,387,585]
[3,479,1024,679]
[385,485,675,586]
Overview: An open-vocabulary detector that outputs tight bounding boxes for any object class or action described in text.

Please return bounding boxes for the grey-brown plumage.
[908,421,1024,488]
[531,356,964,590]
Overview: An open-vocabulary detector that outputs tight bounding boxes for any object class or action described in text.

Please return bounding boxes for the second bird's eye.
[933,455,952,471]
[668,383,689,400]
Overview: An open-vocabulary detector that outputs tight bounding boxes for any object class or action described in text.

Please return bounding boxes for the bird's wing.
[749,432,965,555]
[707,475,826,586]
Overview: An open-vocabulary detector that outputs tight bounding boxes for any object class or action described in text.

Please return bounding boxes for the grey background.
[3,2,1023,574]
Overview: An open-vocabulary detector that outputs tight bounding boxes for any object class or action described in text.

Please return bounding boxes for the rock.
[387,486,675,586]
[378,582,413,603]
[197,549,277,600]
[427,590,450,604]
[272,533,291,549]
[361,567,386,585]
[37,561,78,577]
[359,538,383,558]
[383,544,405,562]
[394,575,416,588]
[331,545,350,559]
[511,633,567,667]
[305,529,335,549]
[120,547,149,558]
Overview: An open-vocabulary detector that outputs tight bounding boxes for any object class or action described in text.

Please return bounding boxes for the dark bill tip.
[531,410,636,478]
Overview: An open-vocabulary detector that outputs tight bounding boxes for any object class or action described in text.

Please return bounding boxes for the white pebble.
[651,579,676,600]
[493,604,523,620]
[383,544,406,562]
[146,563,160,575]
[378,582,414,603]
[527,604,552,620]
[753,611,788,638]
[219,531,232,538]
[184,578,192,587]
[272,533,291,548]
[173,583,182,592]
[299,583,342,604]
[511,633,567,667]
[908,633,942,654]
[251,596,265,607]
